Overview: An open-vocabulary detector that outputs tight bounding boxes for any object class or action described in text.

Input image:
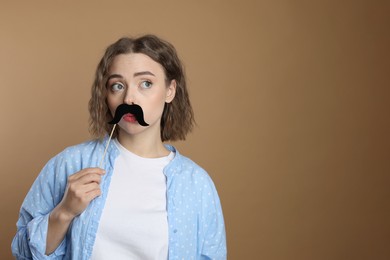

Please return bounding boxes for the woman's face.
[106,53,176,139]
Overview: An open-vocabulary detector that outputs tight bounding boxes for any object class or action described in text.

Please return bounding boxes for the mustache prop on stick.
[99,104,149,167]
[108,103,149,126]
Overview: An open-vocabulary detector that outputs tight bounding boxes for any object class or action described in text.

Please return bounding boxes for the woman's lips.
[122,113,137,123]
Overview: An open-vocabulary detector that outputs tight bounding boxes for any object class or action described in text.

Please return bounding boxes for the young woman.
[12,35,226,259]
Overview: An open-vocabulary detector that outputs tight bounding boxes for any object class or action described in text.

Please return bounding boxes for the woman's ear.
[165,79,177,103]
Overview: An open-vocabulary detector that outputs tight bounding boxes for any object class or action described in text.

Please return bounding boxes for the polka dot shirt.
[12,138,227,259]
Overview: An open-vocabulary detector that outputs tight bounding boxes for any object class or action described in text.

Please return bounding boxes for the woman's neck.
[117,131,169,158]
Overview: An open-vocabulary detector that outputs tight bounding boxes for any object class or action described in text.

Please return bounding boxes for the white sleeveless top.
[91,139,174,260]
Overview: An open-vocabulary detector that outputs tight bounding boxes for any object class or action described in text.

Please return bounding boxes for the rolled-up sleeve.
[200,174,227,260]
[12,155,68,259]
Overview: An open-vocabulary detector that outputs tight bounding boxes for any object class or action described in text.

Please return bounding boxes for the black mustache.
[108,104,149,126]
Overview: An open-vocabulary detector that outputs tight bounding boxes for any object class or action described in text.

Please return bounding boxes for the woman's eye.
[111,82,125,92]
[140,81,152,89]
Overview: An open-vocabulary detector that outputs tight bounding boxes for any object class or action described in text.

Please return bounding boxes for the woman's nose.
[124,86,136,104]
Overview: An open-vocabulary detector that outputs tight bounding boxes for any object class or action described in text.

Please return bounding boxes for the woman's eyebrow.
[106,72,155,82]
[107,74,123,81]
[134,71,155,77]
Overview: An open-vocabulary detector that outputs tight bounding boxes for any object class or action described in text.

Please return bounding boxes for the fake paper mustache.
[108,103,149,126]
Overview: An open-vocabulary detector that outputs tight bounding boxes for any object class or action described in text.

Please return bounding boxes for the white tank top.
[91,139,174,260]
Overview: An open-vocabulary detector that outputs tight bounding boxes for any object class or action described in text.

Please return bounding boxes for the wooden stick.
[99,124,117,168]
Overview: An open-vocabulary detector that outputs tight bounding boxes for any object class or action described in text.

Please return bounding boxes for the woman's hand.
[57,167,106,219]
[46,167,105,255]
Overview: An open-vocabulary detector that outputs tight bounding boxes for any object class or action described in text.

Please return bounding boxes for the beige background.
[1,1,389,259]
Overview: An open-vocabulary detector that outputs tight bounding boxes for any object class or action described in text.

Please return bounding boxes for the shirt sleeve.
[11,154,68,259]
[199,174,227,260]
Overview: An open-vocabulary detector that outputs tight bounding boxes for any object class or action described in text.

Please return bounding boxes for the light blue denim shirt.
[12,138,226,259]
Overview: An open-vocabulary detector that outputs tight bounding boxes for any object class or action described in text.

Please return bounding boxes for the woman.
[12,35,226,259]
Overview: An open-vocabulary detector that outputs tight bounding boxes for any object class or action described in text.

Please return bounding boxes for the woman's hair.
[88,34,195,142]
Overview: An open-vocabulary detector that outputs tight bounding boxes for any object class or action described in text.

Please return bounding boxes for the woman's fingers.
[69,183,101,204]
[67,175,102,198]
[59,168,106,218]
[77,172,103,185]
[68,168,105,183]
[85,186,103,201]
[79,182,101,195]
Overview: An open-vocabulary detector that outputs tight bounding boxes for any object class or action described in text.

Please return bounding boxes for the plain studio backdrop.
[1,1,389,259]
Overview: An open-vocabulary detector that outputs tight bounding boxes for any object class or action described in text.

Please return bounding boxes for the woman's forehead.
[108,53,165,77]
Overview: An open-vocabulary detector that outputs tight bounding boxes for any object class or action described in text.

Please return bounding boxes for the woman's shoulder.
[48,138,108,166]
[166,145,210,179]
[58,138,106,155]
[166,146,221,201]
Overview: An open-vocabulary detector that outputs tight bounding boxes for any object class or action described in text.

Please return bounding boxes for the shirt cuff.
[27,213,67,259]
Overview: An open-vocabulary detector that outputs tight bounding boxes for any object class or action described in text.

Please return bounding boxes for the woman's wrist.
[50,205,75,224]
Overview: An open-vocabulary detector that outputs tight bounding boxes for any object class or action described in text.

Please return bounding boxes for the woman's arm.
[12,156,67,259]
[45,168,105,255]
[12,151,105,259]
[200,174,227,260]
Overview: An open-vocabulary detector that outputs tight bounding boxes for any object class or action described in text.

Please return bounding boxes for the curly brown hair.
[88,34,195,142]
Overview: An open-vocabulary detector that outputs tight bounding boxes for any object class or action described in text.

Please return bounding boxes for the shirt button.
[173,229,178,233]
